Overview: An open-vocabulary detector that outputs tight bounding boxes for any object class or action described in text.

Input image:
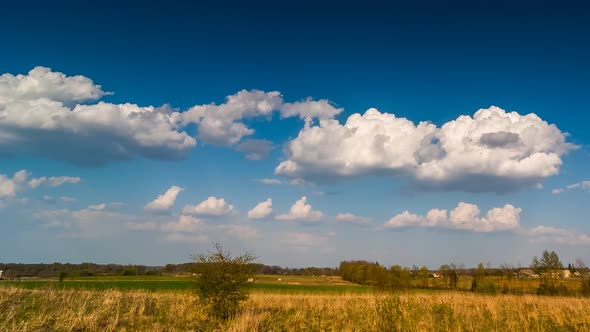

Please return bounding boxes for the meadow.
[0,275,372,294]
[2,286,590,331]
[2,275,590,331]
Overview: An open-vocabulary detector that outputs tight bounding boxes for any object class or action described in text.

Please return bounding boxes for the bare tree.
[575,257,587,270]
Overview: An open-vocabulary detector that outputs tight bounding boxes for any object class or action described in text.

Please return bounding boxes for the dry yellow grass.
[1,287,589,331]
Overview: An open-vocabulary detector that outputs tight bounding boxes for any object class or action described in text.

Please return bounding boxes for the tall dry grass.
[1,287,589,331]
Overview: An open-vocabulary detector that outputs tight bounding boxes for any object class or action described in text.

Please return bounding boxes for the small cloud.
[276,196,323,222]
[334,213,371,225]
[29,176,81,189]
[88,203,106,211]
[552,180,590,195]
[248,198,273,219]
[0,170,28,198]
[258,178,282,185]
[145,186,184,212]
[290,178,313,186]
[182,196,234,216]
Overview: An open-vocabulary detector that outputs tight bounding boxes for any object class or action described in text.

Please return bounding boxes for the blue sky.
[0,0,589,268]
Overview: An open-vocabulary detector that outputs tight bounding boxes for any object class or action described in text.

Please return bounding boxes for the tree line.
[0,262,339,279]
[338,251,589,296]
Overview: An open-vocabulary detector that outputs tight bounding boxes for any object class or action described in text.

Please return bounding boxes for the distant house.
[573,271,582,278]
[518,269,535,278]
[562,270,572,278]
[0,270,3,279]
[431,272,444,278]
[247,278,254,282]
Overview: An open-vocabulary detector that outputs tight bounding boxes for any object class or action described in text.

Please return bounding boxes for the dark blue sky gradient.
[1,0,589,265]
[2,1,588,135]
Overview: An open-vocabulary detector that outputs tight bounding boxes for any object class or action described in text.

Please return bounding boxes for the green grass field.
[0,274,373,294]
[1,274,586,295]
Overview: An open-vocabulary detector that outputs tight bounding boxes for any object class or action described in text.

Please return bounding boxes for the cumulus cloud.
[0,67,196,166]
[280,98,343,122]
[0,170,25,197]
[182,90,282,146]
[248,198,272,219]
[181,89,341,146]
[552,180,590,195]
[0,66,107,104]
[145,186,184,211]
[0,68,347,165]
[334,213,371,225]
[383,203,589,245]
[384,202,522,233]
[182,196,234,216]
[276,106,575,193]
[275,196,323,222]
[235,139,273,160]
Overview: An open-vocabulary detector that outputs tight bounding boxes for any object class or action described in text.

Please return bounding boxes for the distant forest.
[0,262,339,279]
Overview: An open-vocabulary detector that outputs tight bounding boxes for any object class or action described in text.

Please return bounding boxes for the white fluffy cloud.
[280,98,343,122]
[145,186,184,211]
[275,196,323,222]
[182,196,234,216]
[276,106,575,193]
[0,170,26,197]
[0,67,195,166]
[384,202,522,233]
[181,89,342,146]
[248,198,272,219]
[1,67,345,165]
[182,90,282,146]
[0,66,107,104]
[552,180,590,195]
